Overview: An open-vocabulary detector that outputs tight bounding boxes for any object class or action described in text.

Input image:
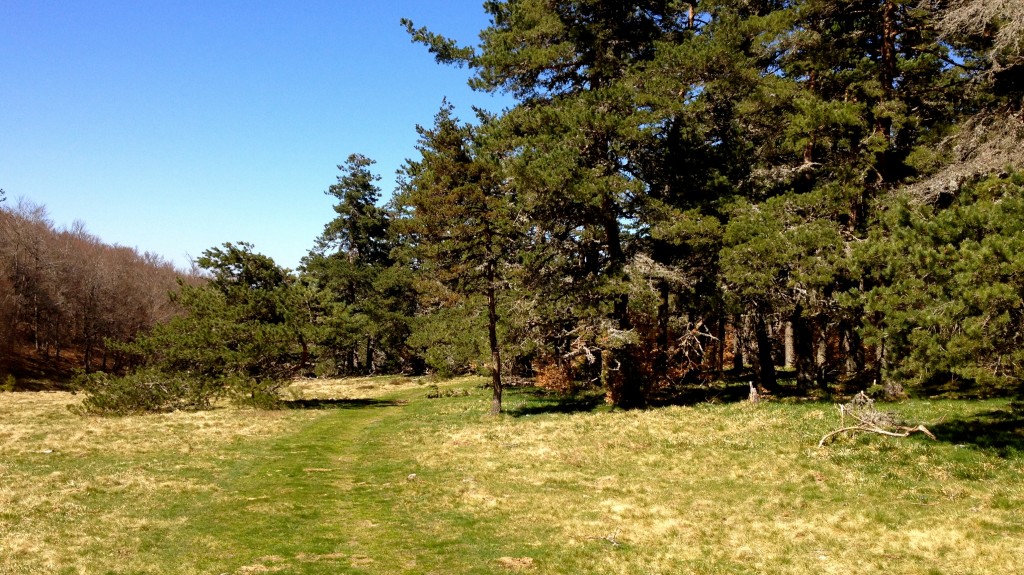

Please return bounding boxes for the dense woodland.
[5,0,1024,413]
[0,196,185,381]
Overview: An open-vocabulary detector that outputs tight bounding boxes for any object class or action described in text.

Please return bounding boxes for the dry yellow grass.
[0,376,444,574]
[284,374,434,400]
[391,397,1024,574]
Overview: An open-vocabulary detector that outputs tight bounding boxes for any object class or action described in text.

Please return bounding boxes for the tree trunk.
[752,311,778,392]
[298,333,309,375]
[486,257,502,415]
[655,281,670,380]
[732,314,744,371]
[364,335,373,375]
[84,338,93,373]
[716,317,726,376]
[602,199,642,408]
[784,321,795,369]
[841,322,861,379]
[874,338,886,384]
[815,321,828,383]
[792,307,816,392]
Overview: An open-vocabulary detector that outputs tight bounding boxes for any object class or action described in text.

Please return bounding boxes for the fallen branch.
[818,423,936,447]
[818,392,937,447]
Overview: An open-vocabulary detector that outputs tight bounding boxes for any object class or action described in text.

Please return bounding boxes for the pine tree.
[396,103,518,414]
[857,172,1024,396]
[302,154,410,375]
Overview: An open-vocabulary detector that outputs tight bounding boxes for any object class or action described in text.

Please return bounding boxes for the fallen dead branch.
[818,423,936,447]
[818,392,937,447]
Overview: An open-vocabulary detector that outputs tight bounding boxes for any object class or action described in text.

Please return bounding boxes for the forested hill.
[0,198,187,382]
[10,1,1024,412]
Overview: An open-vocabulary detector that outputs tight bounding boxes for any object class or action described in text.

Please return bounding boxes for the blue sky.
[1,0,512,270]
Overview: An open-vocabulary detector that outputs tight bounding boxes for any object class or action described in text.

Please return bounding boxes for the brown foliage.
[0,199,189,379]
[534,361,578,395]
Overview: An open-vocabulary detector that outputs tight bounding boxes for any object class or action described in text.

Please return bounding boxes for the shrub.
[535,362,578,395]
[71,370,219,415]
[227,375,287,409]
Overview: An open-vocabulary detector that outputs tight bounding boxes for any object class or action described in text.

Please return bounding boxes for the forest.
[3,0,1023,414]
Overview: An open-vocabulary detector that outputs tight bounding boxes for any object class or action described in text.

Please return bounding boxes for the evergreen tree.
[717,0,969,389]
[406,1,699,407]
[396,103,517,414]
[856,172,1024,396]
[129,242,306,403]
[302,154,408,375]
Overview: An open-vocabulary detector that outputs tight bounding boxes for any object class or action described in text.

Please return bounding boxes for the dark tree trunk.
[365,335,373,375]
[751,312,778,392]
[716,317,726,376]
[791,305,815,392]
[840,321,862,379]
[298,333,309,375]
[84,338,93,373]
[486,254,502,415]
[655,281,670,380]
[601,200,643,409]
[732,314,745,371]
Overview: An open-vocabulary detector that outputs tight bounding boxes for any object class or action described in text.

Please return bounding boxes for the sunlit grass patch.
[379,389,1024,574]
[284,373,467,401]
[287,374,411,400]
[0,391,319,574]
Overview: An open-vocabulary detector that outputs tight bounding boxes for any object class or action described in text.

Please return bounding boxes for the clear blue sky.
[1,0,511,270]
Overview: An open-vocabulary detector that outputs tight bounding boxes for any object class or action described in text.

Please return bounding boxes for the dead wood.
[818,423,936,447]
[818,392,937,447]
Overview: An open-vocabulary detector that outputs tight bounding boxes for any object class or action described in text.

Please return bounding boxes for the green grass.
[2,378,1024,574]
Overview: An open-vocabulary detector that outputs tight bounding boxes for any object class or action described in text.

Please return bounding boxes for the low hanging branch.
[818,392,936,447]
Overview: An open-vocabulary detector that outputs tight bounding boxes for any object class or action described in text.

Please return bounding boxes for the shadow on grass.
[509,388,607,417]
[929,409,1024,456]
[5,378,72,392]
[649,381,752,407]
[507,378,833,416]
[282,398,406,410]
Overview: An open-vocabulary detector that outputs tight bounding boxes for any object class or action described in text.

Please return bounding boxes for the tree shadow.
[649,381,753,407]
[282,398,406,410]
[4,378,71,392]
[928,408,1024,456]
[508,388,607,417]
[508,379,826,416]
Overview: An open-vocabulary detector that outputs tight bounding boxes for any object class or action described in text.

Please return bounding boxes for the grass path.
[135,397,424,573]
[125,381,530,574]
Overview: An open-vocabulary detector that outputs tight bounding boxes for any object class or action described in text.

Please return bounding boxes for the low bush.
[227,375,287,409]
[71,369,219,415]
[534,362,578,395]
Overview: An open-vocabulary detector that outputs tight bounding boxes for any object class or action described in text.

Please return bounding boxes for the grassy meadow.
[2,376,1023,574]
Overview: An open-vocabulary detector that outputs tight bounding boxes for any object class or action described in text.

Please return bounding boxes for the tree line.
[57,0,1024,413]
[0,199,186,379]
